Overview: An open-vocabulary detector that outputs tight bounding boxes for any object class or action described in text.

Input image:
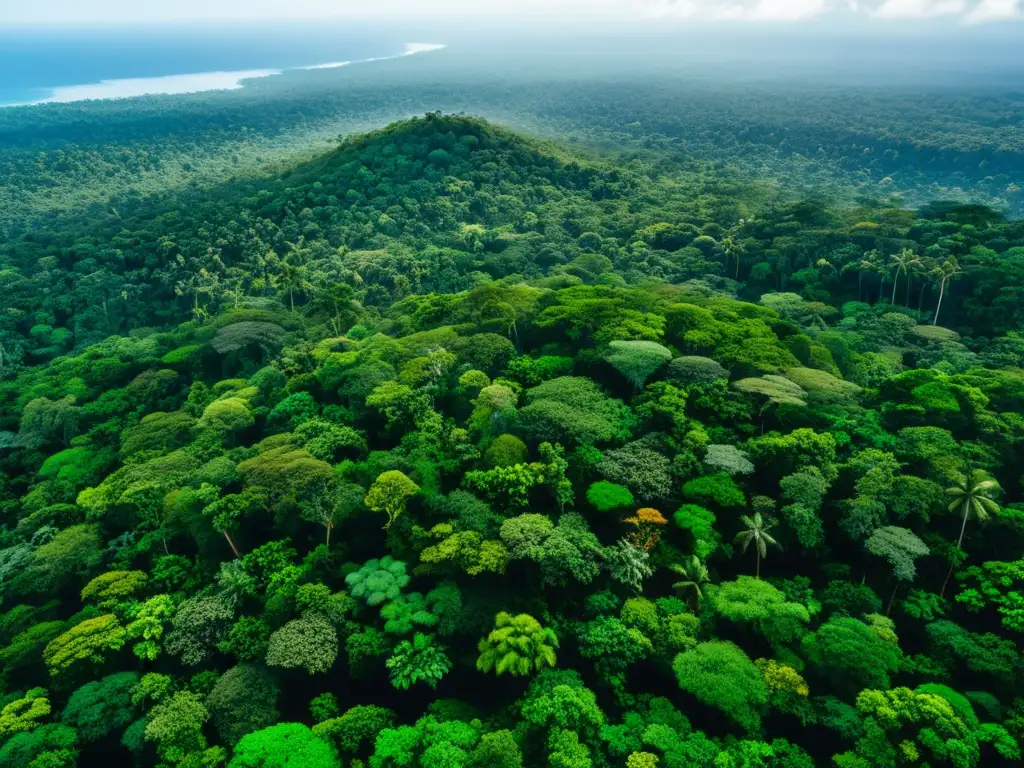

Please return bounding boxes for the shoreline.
[0,42,446,108]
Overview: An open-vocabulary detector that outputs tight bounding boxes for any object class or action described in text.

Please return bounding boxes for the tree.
[577,617,652,693]
[865,527,930,614]
[80,570,147,609]
[500,513,603,587]
[782,367,861,405]
[228,723,339,768]
[0,722,78,768]
[889,248,921,306]
[312,705,396,758]
[710,577,810,646]
[23,524,103,594]
[672,641,767,732]
[60,671,138,743]
[518,376,633,445]
[477,612,559,677]
[683,472,746,509]
[0,690,51,740]
[670,556,710,609]
[703,444,754,476]
[43,614,126,678]
[932,256,962,326]
[734,512,781,579]
[345,557,410,606]
[667,356,729,388]
[925,619,1018,680]
[385,633,452,690]
[519,671,605,739]
[199,395,255,434]
[484,434,529,468]
[308,281,358,336]
[273,257,314,313]
[207,664,280,745]
[211,322,287,355]
[472,730,524,768]
[265,615,338,675]
[600,439,675,502]
[586,481,634,513]
[835,687,978,768]
[733,376,807,430]
[164,595,234,666]
[941,469,1001,597]
[203,488,264,558]
[604,340,672,390]
[299,479,364,549]
[369,715,482,768]
[16,396,80,449]
[144,690,210,764]
[801,617,900,695]
[605,539,655,592]
[379,592,439,635]
[364,471,419,529]
[719,231,747,279]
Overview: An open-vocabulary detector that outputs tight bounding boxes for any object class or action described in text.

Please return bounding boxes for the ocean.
[0,23,444,106]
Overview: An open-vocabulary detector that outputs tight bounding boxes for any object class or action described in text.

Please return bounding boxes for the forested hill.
[0,114,1023,768]
[1,113,1023,376]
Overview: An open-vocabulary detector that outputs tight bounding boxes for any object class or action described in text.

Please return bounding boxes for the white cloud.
[3,0,1020,25]
[871,0,967,18]
[746,0,830,19]
[637,0,830,18]
[964,0,1020,22]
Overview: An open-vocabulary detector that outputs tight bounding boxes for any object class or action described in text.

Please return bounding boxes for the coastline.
[2,42,446,107]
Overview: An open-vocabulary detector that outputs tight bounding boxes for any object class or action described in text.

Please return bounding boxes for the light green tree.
[43,614,127,678]
[229,722,339,768]
[364,471,419,529]
[477,612,558,677]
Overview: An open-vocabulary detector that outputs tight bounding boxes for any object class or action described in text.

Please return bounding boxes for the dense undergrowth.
[0,113,1023,768]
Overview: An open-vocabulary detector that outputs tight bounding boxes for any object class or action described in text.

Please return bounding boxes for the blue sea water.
[0,23,440,105]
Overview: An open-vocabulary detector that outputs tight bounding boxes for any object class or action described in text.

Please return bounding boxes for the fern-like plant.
[385,633,451,690]
[476,612,558,677]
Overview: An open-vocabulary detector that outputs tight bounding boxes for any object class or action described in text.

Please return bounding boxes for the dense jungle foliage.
[1,111,1024,768]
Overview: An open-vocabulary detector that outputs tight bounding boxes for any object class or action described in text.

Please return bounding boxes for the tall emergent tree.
[941,469,1001,596]
[734,513,781,580]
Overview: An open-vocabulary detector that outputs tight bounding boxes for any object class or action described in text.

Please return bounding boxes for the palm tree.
[932,256,963,326]
[910,255,934,311]
[719,233,746,280]
[890,248,921,306]
[273,261,313,312]
[670,556,711,609]
[940,469,1001,597]
[851,250,884,303]
[734,512,781,579]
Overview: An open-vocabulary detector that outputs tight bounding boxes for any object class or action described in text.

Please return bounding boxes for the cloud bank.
[4,0,1021,25]
[634,0,1019,21]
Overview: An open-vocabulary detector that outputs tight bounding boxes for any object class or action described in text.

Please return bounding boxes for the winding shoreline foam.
[7,43,446,107]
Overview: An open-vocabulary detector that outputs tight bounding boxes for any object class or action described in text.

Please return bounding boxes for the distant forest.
[1,44,1022,238]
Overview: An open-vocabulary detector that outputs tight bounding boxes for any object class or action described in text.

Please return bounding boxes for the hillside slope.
[0,113,739,365]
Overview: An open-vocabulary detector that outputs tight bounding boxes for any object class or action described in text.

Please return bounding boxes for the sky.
[1,0,1020,25]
